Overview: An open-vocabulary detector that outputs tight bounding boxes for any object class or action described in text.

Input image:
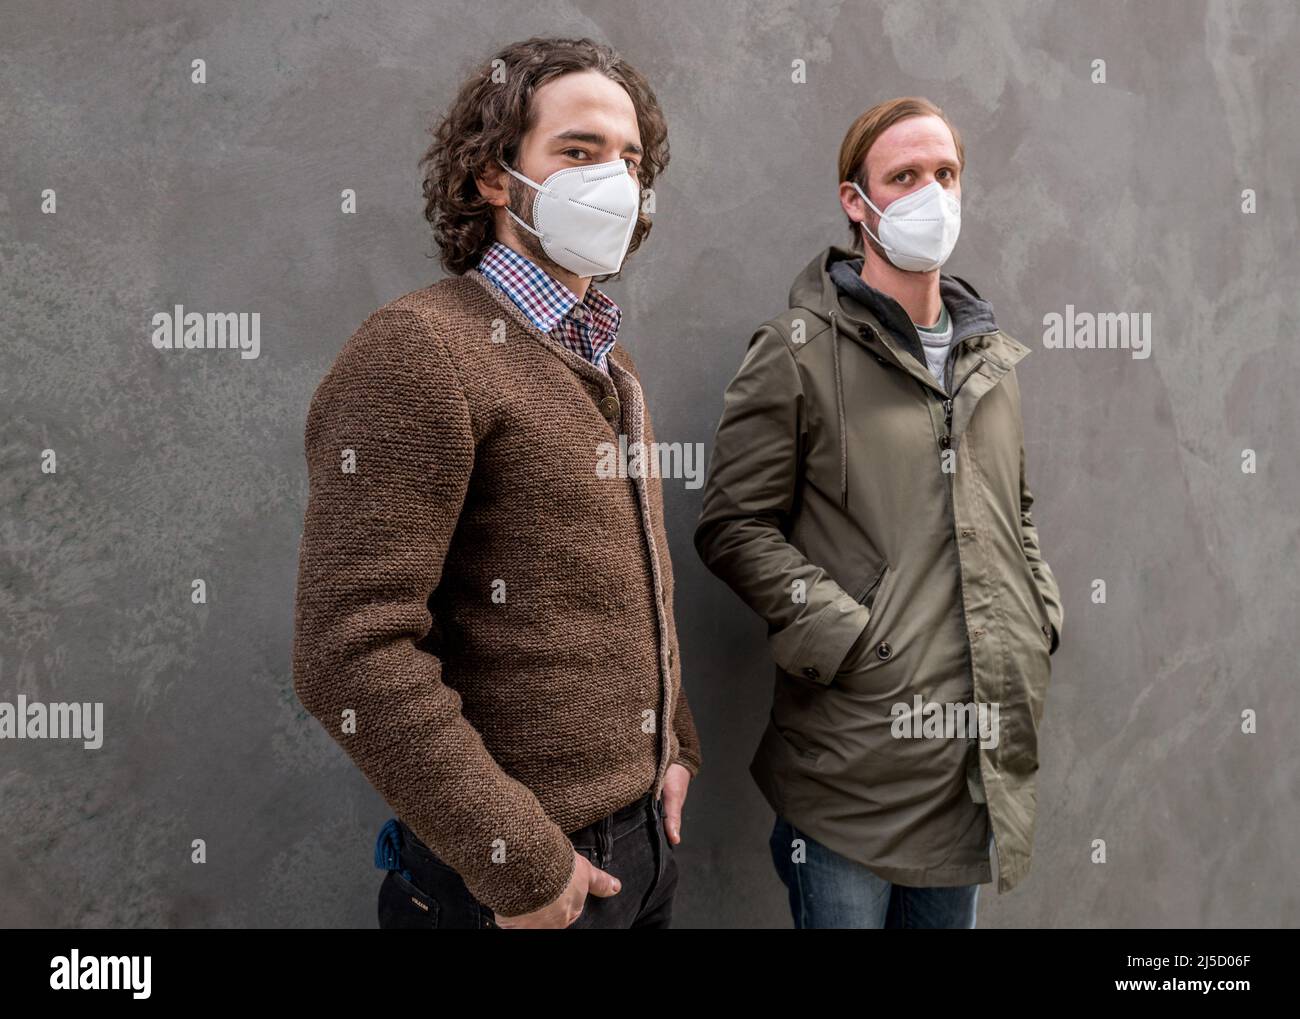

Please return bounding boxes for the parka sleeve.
[291,307,576,918]
[1019,440,1064,654]
[693,325,872,685]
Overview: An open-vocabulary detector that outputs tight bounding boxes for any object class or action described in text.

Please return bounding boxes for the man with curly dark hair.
[419,37,668,280]
[291,37,699,930]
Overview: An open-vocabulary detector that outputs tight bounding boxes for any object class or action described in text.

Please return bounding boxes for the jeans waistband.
[568,791,655,847]
[393,791,656,866]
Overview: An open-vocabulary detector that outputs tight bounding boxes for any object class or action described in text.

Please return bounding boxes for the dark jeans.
[376,791,678,929]
[769,814,981,928]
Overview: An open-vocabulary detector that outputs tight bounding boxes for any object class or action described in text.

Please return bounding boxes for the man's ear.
[475,162,509,207]
[838,180,867,223]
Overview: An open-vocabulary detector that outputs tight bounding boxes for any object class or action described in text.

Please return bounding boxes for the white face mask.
[850,179,961,273]
[499,158,641,278]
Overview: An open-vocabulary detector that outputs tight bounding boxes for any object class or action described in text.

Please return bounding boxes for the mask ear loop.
[498,160,554,195]
[850,180,885,218]
[849,180,891,253]
[498,160,551,239]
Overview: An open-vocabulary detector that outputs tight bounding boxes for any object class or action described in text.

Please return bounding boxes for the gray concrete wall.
[2,0,1297,928]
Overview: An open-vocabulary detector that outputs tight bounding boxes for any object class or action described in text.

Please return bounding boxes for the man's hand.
[660,762,692,846]
[492,849,621,929]
[493,768,691,928]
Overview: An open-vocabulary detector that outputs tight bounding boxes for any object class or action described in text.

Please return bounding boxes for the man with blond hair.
[696,97,1063,928]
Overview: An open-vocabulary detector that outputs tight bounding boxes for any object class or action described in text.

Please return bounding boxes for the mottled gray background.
[2,0,1297,929]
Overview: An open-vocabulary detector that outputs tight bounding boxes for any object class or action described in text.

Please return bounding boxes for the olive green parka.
[694,246,1064,892]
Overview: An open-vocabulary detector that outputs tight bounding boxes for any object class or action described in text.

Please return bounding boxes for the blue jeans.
[768,815,980,928]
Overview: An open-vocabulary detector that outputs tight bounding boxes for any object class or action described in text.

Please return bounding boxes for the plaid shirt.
[476,241,621,374]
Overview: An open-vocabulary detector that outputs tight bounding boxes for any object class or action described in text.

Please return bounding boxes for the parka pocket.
[775,721,823,762]
[836,561,899,685]
[1021,557,1055,651]
[853,559,891,609]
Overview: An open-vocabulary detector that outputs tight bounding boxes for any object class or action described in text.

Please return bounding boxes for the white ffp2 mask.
[851,179,961,273]
[499,158,641,277]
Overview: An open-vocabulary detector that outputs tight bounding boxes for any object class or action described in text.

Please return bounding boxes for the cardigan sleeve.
[290,306,576,917]
[670,684,702,777]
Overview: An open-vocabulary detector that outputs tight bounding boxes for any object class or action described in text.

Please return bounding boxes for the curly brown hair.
[420,37,669,277]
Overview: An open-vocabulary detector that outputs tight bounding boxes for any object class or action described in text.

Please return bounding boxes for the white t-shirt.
[915,301,953,387]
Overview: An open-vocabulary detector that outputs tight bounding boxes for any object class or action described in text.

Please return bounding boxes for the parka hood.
[788,245,999,365]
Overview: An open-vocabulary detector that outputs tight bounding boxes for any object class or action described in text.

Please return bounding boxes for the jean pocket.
[377,869,440,929]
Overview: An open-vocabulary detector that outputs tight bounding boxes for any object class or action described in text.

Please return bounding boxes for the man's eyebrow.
[880,157,958,178]
[552,129,644,156]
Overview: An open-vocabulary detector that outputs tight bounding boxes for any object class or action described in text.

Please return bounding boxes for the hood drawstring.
[829,309,848,509]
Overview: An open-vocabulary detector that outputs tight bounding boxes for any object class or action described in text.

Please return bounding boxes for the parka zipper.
[940,339,991,446]
[866,324,1005,873]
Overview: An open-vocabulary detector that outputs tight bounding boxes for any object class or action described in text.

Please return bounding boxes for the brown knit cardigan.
[291,269,701,917]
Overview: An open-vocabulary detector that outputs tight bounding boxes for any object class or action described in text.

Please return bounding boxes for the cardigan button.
[598,395,621,421]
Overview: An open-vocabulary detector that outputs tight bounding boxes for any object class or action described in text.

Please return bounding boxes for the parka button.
[875,641,892,660]
[802,666,820,681]
[598,395,621,420]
